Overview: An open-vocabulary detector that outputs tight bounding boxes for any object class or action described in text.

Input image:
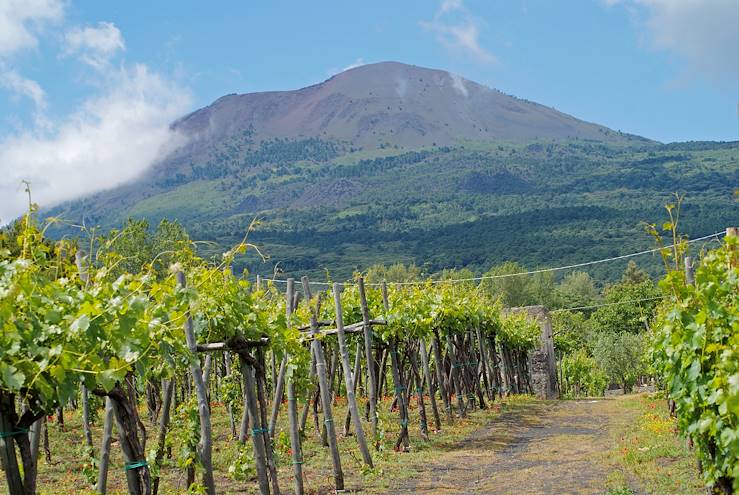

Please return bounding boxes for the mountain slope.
[46,63,738,281]
[172,61,642,150]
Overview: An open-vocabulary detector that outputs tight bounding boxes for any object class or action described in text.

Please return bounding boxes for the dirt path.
[396,398,640,495]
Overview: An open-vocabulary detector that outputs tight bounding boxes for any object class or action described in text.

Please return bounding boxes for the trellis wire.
[261,231,725,287]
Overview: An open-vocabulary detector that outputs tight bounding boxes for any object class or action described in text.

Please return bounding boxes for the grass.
[28,392,707,494]
[604,393,706,495]
[34,393,532,494]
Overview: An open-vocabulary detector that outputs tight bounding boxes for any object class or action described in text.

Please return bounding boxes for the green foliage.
[559,349,607,398]
[499,312,540,351]
[170,396,201,471]
[651,235,738,491]
[46,139,739,282]
[593,331,646,392]
[558,271,600,309]
[227,445,257,481]
[621,260,650,284]
[591,280,660,334]
[552,310,594,355]
[365,263,424,283]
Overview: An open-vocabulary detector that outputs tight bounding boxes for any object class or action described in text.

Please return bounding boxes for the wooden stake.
[302,276,344,490]
[176,271,216,495]
[357,277,379,449]
[284,279,305,495]
[96,398,114,494]
[333,283,374,467]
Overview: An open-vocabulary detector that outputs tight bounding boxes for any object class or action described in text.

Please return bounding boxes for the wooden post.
[241,359,271,495]
[81,384,94,449]
[238,373,251,443]
[152,380,174,495]
[254,349,281,495]
[96,398,115,494]
[357,277,379,449]
[684,256,695,286]
[29,418,41,467]
[476,327,494,401]
[333,283,374,467]
[284,279,305,495]
[302,277,344,491]
[176,271,216,495]
[268,355,288,435]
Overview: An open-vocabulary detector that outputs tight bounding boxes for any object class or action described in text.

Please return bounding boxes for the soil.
[394,398,642,495]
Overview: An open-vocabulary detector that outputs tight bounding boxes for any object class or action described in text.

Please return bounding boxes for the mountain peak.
[174,61,644,150]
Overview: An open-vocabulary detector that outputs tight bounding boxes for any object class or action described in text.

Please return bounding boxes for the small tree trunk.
[446,334,467,418]
[432,332,454,423]
[389,339,410,451]
[419,339,442,431]
[241,359,271,495]
[81,384,94,449]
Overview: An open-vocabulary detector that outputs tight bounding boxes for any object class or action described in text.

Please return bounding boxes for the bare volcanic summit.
[172,61,638,149]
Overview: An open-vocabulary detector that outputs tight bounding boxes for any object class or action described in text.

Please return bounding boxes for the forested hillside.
[48,138,738,281]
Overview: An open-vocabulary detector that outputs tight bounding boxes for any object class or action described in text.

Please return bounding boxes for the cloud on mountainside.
[606,0,739,82]
[0,1,190,223]
[421,0,496,64]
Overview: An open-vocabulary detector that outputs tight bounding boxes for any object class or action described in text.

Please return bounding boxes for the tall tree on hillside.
[558,271,600,309]
[481,261,531,307]
[621,260,650,284]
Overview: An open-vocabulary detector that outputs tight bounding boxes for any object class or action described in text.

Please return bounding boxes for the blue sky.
[0,0,738,219]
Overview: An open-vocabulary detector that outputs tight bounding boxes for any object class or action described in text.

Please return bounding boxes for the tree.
[621,260,649,284]
[590,280,660,334]
[527,272,560,309]
[558,271,599,309]
[593,331,645,392]
[481,261,535,307]
[552,310,594,355]
[365,263,423,283]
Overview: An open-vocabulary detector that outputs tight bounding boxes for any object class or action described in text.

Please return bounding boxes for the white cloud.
[0,0,63,119]
[0,0,63,56]
[421,0,496,64]
[0,66,46,110]
[0,64,191,222]
[449,72,468,97]
[342,58,365,72]
[64,22,125,70]
[440,0,463,13]
[607,0,739,81]
[0,4,194,223]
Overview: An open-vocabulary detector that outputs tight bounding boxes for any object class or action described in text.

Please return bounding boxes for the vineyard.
[0,209,737,495]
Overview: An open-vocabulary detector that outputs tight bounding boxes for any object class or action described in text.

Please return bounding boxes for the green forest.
[47,137,739,283]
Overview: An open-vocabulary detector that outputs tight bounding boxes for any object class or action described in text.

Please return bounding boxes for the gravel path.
[395,398,641,495]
